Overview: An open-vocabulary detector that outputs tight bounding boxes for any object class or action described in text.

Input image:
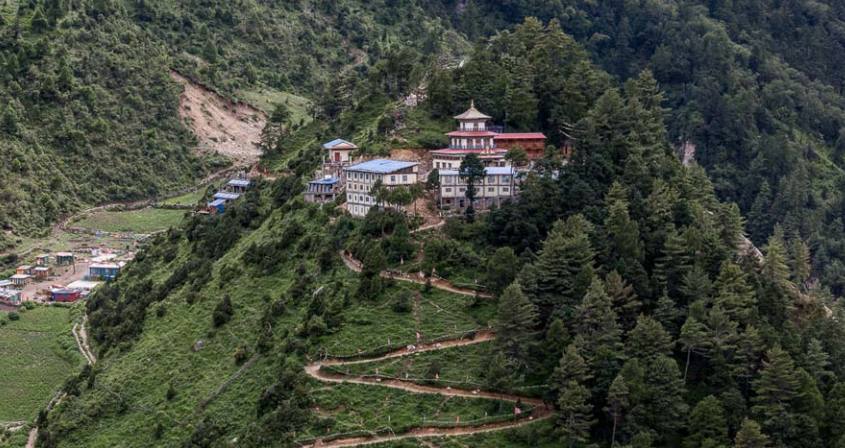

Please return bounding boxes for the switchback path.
[339,251,492,299]
[301,330,552,447]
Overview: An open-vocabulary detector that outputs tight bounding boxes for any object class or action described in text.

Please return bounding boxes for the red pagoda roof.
[494,133,547,140]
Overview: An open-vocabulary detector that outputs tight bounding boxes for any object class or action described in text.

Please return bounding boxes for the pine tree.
[604,186,648,294]
[788,237,811,286]
[524,216,595,325]
[751,347,801,441]
[1,105,19,135]
[732,325,766,386]
[760,228,794,324]
[679,265,713,306]
[653,292,682,336]
[605,373,629,447]
[557,380,595,447]
[748,181,773,243]
[653,225,691,297]
[544,318,570,371]
[553,343,592,395]
[679,315,709,381]
[683,395,728,448]
[626,315,673,361]
[734,419,771,448]
[626,355,688,441]
[485,247,519,295]
[828,383,845,441]
[605,270,641,331]
[30,6,48,32]
[802,338,832,386]
[459,153,485,222]
[575,278,623,392]
[705,305,738,361]
[494,283,538,372]
[714,260,756,325]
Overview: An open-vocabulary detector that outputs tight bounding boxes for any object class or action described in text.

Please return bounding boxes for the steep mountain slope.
[440,0,845,294]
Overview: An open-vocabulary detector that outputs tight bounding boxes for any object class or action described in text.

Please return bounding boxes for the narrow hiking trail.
[28,317,95,448]
[339,251,492,299]
[301,330,552,447]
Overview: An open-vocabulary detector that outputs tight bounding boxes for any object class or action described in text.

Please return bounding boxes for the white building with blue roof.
[344,159,419,217]
[323,138,358,165]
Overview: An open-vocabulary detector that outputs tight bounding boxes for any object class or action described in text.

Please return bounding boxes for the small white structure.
[438,166,519,212]
[344,159,419,218]
[323,139,358,165]
[67,280,103,294]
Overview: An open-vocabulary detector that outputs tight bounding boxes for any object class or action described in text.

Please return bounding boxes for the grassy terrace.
[0,306,81,423]
[72,208,187,234]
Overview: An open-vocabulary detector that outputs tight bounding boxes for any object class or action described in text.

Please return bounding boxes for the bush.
[234,345,251,365]
[23,301,35,310]
[391,291,413,313]
[7,312,20,321]
[212,295,234,327]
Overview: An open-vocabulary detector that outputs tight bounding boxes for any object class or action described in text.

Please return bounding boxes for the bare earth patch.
[170,71,266,166]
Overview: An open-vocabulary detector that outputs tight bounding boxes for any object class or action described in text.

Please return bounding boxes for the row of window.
[443,187,511,194]
[349,194,374,204]
[441,175,513,185]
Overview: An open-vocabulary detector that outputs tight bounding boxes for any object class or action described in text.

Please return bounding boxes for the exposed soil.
[170,71,266,166]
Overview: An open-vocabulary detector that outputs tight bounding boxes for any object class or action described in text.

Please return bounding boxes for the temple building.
[431,102,547,169]
[437,166,519,212]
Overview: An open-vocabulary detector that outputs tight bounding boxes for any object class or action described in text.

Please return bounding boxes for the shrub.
[212,295,234,327]
[7,312,20,321]
[392,291,413,313]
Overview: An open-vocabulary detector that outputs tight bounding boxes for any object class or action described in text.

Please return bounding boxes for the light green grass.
[0,306,81,422]
[238,86,313,127]
[73,208,187,234]
[301,381,517,441]
[159,189,206,206]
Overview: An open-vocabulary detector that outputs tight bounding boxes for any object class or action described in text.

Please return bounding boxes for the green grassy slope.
[0,306,81,423]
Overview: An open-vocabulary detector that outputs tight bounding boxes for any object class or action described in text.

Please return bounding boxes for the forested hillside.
[442,0,845,294]
[0,0,466,247]
[30,16,845,448]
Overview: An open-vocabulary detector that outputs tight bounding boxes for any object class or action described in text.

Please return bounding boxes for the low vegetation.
[71,209,187,234]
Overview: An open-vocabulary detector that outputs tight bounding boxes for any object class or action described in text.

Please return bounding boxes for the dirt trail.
[170,71,266,166]
[302,331,551,447]
[339,251,491,299]
[72,315,96,365]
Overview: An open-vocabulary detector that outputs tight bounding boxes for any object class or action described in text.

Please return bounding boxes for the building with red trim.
[431,102,547,169]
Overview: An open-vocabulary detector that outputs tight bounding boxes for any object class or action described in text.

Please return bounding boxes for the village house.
[10,274,31,288]
[431,102,548,169]
[16,265,33,276]
[324,138,358,165]
[50,288,82,303]
[304,176,342,204]
[35,254,50,266]
[0,288,22,306]
[56,252,75,266]
[226,179,251,194]
[344,159,419,218]
[88,262,123,281]
[438,166,519,212]
[33,266,50,280]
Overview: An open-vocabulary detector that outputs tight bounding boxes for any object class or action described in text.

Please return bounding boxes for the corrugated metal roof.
[227,179,251,187]
[494,132,547,140]
[208,199,226,207]
[345,159,418,174]
[323,138,358,150]
[309,176,340,185]
[214,192,241,201]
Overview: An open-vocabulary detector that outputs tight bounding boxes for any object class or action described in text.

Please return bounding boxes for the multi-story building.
[344,159,419,218]
[437,166,519,212]
[431,102,547,169]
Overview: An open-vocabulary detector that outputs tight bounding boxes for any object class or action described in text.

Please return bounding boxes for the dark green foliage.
[459,153,485,222]
[212,295,234,327]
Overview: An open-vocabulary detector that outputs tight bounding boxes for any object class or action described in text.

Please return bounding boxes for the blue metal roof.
[227,179,251,187]
[345,159,418,174]
[214,192,241,201]
[323,138,357,149]
[208,199,226,207]
[309,176,340,185]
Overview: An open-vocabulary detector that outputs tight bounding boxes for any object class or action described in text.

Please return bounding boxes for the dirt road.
[339,251,491,299]
[302,331,551,447]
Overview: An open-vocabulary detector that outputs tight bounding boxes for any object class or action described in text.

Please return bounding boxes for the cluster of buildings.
[306,102,550,218]
[0,250,126,307]
[205,177,253,215]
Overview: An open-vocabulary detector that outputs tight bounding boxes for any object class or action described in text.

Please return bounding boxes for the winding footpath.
[339,251,492,299]
[301,330,552,447]
[27,316,96,448]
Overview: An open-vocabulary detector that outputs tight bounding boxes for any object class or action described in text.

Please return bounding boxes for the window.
[459,188,465,193]
[402,175,407,182]
[390,175,396,182]
[503,187,509,193]
[445,188,452,193]
[488,187,495,192]
[487,176,495,184]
